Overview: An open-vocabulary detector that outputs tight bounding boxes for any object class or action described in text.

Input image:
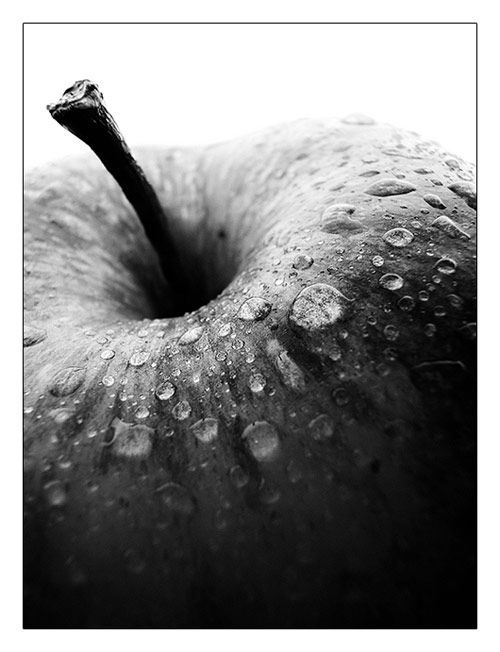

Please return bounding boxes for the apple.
[24,80,476,628]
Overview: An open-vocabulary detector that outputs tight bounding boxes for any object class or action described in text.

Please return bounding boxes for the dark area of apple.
[24,109,476,627]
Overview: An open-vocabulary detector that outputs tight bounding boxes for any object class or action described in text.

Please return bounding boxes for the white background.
[24,23,476,169]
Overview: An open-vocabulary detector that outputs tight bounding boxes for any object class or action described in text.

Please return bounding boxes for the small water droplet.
[383,324,399,341]
[382,228,414,248]
[179,326,204,345]
[418,290,429,302]
[424,323,437,337]
[372,255,385,267]
[218,323,233,337]
[135,405,150,419]
[100,349,115,360]
[292,254,314,270]
[102,375,115,387]
[423,194,446,209]
[172,400,192,421]
[157,482,195,514]
[242,421,280,462]
[333,387,350,406]
[43,480,67,507]
[190,418,219,444]
[307,414,334,441]
[435,257,457,275]
[398,295,415,312]
[248,373,266,393]
[229,465,249,488]
[379,273,404,291]
[129,350,150,367]
[433,305,447,317]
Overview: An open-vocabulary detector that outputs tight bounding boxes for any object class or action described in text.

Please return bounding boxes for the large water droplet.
[242,421,280,462]
[382,228,414,248]
[190,418,219,444]
[110,417,154,459]
[432,215,471,240]
[365,178,416,197]
[237,297,272,321]
[307,414,334,441]
[218,323,233,337]
[379,273,404,291]
[135,405,150,420]
[49,367,85,396]
[156,381,176,401]
[172,400,192,421]
[178,326,204,345]
[289,283,349,333]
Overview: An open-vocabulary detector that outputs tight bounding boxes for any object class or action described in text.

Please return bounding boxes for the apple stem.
[47,79,193,314]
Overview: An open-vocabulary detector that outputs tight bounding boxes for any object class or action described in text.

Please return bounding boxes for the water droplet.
[190,418,219,444]
[435,257,457,275]
[43,480,67,507]
[215,350,227,362]
[307,414,334,441]
[110,417,154,459]
[379,273,404,291]
[418,290,429,302]
[137,328,148,338]
[424,323,436,337]
[248,373,267,393]
[432,215,471,240]
[459,322,476,340]
[423,194,446,209]
[267,340,306,392]
[135,405,150,419]
[24,325,46,347]
[242,421,280,462]
[372,255,385,267]
[382,228,414,248]
[218,323,233,337]
[179,326,204,345]
[49,407,74,424]
[292,254,314,270]
[259,481,281,504]
[157,482,195,514]
[124,548,146,574]
[383,324,399,341]
[448,182,476,209]
[129,350,150,367]
[229,465,249,488]
[286,459,302,483]
[100,349,115,360]
[289,283,349,333]
[398,295,415,312]
[237,297,272,321]
[172,400,192,421]
[333,387,350,406]
[365,178,416,197]
[434,305,447,317]
[448,294,464,309]
[102,375,115,387]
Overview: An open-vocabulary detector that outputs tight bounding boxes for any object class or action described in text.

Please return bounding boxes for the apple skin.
[24,117,476,628]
